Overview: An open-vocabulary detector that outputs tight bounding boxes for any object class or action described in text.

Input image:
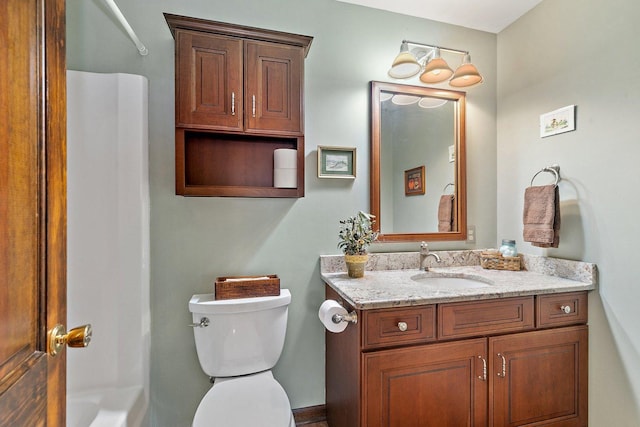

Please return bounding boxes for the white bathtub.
[66,70,150,427]
[67,387,146,427]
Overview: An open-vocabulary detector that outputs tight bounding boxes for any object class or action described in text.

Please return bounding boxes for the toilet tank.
[189,289,291,377]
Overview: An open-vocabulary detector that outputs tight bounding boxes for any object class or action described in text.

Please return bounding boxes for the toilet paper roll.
[318,300,349,333]
[274,168,297,188]
[274,148,297,169]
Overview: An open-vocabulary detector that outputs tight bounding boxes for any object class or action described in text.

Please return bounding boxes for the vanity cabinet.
[325,287,588,427]
[164,14,312,197]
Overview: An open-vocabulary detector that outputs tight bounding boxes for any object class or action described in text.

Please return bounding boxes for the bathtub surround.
[66,71,150,426]
[65,0,640,425]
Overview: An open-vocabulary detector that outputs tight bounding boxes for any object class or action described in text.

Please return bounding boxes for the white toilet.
[189,289,295,427]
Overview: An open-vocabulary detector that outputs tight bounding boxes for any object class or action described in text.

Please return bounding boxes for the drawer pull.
[397,321,408,332]
[231,92,236,116]
[478,356,487,381]
[561,305,572,314]
[497,353,506,378]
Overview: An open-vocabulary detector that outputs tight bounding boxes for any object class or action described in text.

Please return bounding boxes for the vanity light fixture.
[388,40,483,88]
[388,41,422,79]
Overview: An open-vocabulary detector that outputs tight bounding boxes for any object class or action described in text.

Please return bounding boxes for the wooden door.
[245,41,303,135]
[176,30,243,131]
[363,339,488,427]
[0,0,67,425]
[489,326,588,426]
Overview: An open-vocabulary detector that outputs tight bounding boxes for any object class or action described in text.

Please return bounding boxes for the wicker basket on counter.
[480,251,522,271]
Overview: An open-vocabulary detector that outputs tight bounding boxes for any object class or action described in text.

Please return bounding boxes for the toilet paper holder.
[332,311,358,325]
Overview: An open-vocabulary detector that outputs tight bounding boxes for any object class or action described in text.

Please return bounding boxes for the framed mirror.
[370,81,467,242]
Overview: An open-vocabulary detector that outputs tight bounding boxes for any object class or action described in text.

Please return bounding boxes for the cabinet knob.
[397,321,408,332]
[560,305,571,314]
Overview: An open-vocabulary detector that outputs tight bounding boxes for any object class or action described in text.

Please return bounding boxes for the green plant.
[338,211,378,255]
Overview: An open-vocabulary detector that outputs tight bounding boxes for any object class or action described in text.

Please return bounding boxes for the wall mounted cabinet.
[165,14,312,197]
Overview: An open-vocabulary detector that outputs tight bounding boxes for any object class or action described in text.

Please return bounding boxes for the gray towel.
[523,185,560,248]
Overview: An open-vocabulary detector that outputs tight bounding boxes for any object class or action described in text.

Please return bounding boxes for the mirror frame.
[370,81,467,242]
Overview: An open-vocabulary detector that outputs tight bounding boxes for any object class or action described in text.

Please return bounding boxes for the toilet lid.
[193,372,292,427]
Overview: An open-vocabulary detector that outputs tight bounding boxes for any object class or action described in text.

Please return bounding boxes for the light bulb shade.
[388,42,421,79]
[449,54,483,87]
[420,57,454,84]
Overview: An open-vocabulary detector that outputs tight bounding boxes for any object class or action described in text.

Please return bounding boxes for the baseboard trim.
[293,404,327,425]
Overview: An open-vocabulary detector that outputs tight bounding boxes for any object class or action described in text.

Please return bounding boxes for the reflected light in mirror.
[380,92,393,102]
[391,94,420,105]
[418,97,448,109]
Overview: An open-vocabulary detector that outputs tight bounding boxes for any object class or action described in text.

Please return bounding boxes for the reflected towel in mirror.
[438,195,455,232]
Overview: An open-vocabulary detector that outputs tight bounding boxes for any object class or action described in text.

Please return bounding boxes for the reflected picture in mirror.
[370,81,467,242]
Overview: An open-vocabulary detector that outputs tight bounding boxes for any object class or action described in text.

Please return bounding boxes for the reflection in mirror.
[370,81,466,242]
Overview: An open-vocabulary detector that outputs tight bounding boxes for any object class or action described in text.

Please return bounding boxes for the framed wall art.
[317,146,356,179]
[404,166,425,196]
[540,105,576,137]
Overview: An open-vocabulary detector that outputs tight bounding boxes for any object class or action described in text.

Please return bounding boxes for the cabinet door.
[364,339,488,427]
[245,41,303,135]
[176,30,243,130]
[489,326,588,427]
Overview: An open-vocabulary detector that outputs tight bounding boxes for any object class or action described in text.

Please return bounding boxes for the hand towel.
[438,194,455,232]
[523,184,560,248]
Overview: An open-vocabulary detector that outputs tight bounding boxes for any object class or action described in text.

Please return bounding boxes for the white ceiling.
[336,0,544,33]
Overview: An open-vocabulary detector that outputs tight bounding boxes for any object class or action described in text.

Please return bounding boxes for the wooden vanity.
[321,253,594,427]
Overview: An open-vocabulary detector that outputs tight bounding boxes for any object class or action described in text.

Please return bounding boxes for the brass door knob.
[48,324,92,356]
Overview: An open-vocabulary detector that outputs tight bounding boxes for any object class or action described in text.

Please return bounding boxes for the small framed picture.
[317,146,356,179]
[540,105,576,137]
[404,166,425,196]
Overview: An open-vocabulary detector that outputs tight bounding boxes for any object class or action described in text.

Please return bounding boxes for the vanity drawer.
[438,296,535,340]
[363,305,436,349]
[537,292,588,328]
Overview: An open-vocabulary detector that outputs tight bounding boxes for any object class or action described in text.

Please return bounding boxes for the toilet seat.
[192,371,293,427]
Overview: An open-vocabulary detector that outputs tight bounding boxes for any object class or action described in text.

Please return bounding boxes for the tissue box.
[214,274,280,300]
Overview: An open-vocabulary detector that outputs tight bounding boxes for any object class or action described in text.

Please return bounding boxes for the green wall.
[497,0,640,424]
[66,0,496,425]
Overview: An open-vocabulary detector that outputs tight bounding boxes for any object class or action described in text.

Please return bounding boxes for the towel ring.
[442,183,455,194]
[530,165,560,187]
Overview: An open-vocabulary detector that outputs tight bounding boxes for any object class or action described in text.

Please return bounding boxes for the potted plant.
[338,211,378,278]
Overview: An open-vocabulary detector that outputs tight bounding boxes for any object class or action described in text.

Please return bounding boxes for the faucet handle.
[420,241,428,252]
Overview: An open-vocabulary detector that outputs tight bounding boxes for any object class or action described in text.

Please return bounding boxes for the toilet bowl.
[189,289,294,427]
[193,371,295,427]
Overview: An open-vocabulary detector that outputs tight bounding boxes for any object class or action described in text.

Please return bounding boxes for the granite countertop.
[320,251,597,310]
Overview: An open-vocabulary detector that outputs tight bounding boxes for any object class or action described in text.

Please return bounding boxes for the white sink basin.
[410,274,491,289]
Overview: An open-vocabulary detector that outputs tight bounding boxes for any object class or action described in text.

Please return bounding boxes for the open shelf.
[176,129,304,197]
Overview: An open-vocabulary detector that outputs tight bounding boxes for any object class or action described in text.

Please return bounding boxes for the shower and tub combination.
[66,70,150,426]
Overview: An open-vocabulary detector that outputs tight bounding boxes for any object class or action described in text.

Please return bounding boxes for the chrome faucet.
[420,242,441,271]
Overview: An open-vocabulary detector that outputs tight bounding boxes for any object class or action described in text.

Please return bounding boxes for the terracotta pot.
[344,254,368,278]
